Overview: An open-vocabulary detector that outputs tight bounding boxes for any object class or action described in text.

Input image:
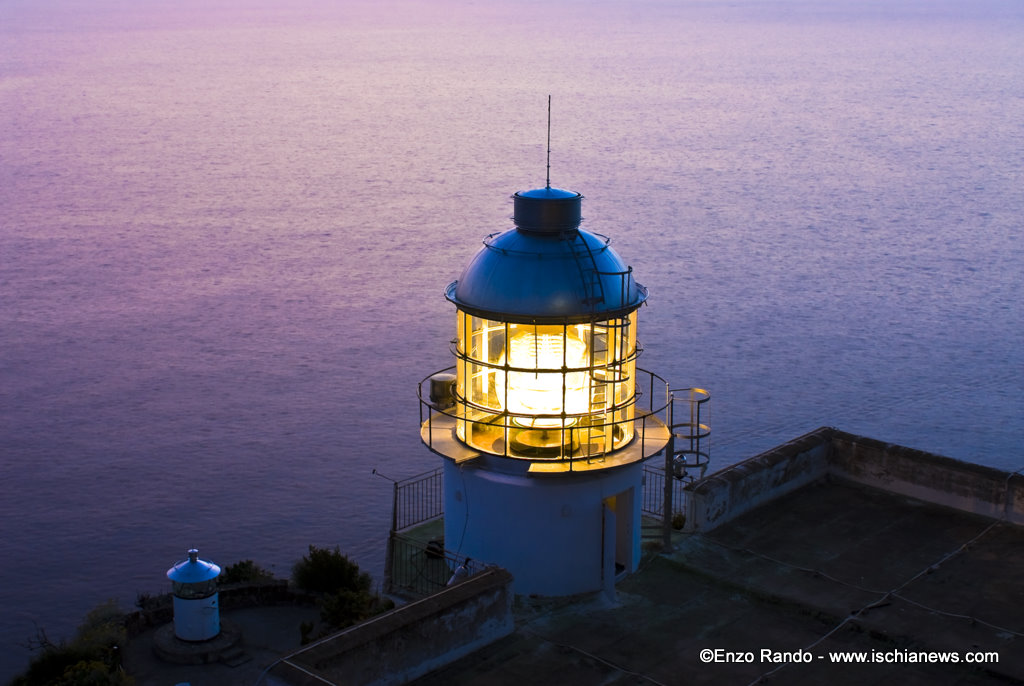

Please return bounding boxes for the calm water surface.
[1,0,1022,677]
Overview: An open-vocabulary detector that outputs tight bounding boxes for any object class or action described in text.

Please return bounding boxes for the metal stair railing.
[567,231,606,308]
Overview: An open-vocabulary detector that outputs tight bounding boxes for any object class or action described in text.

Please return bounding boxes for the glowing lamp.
[502,326,589,427]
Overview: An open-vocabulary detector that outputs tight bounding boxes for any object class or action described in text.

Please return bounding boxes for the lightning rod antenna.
[546,95,551,189]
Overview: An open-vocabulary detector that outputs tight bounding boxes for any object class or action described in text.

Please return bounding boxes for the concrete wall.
[270,567,514,686]
[682,428,831,532]
[829,430,1024,526]
[683,427,1024,532]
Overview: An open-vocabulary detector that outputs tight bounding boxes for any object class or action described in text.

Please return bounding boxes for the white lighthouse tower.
[418,184,673,596]
[166,548,221,641]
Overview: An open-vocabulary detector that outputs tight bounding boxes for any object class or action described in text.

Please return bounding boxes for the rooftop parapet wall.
[684,427,1023,532]
[270,567,514,686]
[683,428,832,532]
[828,430,1024,526]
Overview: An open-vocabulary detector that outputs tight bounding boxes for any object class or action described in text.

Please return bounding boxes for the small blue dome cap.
[166,549,221,584]
[447,186,647,323]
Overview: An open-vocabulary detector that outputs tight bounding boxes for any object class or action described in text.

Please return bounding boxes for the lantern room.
[418,183,674,597]
[451,313,638,459]
[422,186,670,472]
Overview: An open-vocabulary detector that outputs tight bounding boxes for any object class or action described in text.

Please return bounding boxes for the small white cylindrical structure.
[166,549,221,641]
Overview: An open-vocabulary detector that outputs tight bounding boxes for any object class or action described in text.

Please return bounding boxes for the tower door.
[602,488,635,593]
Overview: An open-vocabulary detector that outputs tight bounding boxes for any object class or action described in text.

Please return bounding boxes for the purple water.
[1,0,1021,678]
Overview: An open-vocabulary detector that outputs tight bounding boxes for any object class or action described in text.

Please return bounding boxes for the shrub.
[220,559,275,585]
[292,545,393,639]
[299,620,316,645]
[11,600,131,686]
[53,659,133,686]
[292,545,371,596]
[10,646,95,686]
[320,589,367,630]
[74,600,127,656]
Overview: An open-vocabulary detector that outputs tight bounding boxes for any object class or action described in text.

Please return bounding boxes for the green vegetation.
[292,545,393,642]
[220,559,275,585]
[10,600,132,686]
[292,544,371,595]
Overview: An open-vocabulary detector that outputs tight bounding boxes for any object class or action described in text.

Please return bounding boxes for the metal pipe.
[662,393,676,552]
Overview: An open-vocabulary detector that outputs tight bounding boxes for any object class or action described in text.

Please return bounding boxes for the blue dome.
[166,549,221,584]
[447,187,647,323]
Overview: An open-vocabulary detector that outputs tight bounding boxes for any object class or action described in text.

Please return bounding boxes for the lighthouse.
[418,183,673,596]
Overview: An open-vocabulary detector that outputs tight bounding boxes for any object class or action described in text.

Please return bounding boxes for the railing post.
[384,480,400,595]
[391,480,399,533]
[662,393,675,552]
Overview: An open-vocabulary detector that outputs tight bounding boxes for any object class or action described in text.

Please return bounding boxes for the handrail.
[448,338,643,373]
[418,366,670,416]
[418,366,671,465]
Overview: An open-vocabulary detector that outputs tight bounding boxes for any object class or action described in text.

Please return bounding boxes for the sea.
[1,0,1021,678]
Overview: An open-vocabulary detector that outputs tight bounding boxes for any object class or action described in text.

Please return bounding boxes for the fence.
[386,533,485,598]
[387,461,687,596]
[391,467,444,532]
[641,464,688,519]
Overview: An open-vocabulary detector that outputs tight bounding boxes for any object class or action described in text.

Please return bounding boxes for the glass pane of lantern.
[468,361,501,411]
[469,315,485,359]
[466,316,505,365]
[457,311,467,354]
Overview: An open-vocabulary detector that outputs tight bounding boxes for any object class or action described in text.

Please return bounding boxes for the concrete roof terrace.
[405,428,1024,686]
